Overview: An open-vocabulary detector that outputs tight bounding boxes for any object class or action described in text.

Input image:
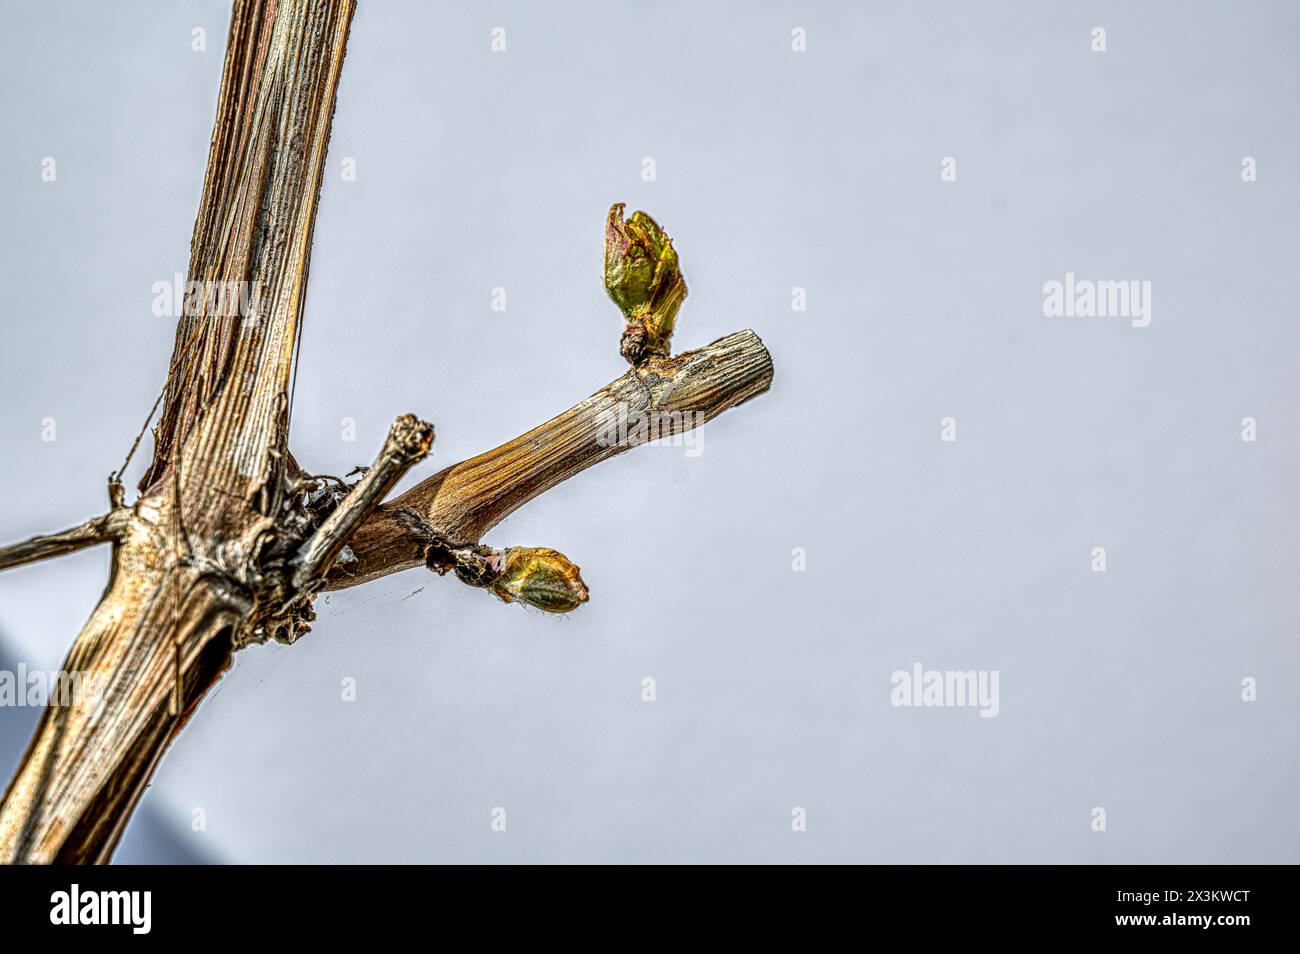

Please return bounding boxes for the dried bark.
[0,0,773,864]
[329,329,773,590]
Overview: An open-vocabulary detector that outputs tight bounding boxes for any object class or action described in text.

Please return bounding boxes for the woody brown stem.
[0,510,130,573]
[0,0,356,864]
[325,328,773,591]
[0,0,775,866]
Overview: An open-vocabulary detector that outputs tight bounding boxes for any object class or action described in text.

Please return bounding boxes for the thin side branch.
[291,414,433,590]
[325,328,773,591]
[0,509,130,573]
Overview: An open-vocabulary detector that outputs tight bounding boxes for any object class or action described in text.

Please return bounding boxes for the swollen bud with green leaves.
[604,203,687,364]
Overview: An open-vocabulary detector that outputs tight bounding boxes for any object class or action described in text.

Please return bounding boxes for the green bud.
[489,547,589,614]
[604,203,687,361]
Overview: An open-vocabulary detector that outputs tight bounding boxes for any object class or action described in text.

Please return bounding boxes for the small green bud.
[489,546,589,614]
[604,203,687,363]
